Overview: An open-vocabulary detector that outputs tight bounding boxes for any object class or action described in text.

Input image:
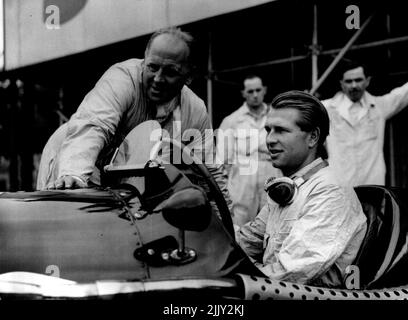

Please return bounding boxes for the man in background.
[217,75,280,227]
[322,60,408,187]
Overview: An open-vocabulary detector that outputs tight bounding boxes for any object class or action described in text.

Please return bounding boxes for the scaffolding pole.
[386,13,396,187]
[310,13,375,95]
[311,4,318,87]
[215,54,309,74]
[214,34,408,76]
[207,31,213,124]
[320,35,408,57]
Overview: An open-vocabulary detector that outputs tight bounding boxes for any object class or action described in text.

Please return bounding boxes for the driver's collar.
[289,157,325,180]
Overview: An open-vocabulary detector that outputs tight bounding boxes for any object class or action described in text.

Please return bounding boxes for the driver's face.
[340,67,370,102]
[142,34,190,104]
[265,107,314,176]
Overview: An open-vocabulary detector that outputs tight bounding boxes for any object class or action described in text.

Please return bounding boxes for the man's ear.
[263,86,268,94]
[365,76,371,87]
[309,127,320,148]
[340,80,347,93]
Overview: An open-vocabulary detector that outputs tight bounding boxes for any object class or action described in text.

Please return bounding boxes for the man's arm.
[49,62,136,189]
[216,117,235,177]
[258,185,366,284]
[236,203,269,261]
[378,81,408,120]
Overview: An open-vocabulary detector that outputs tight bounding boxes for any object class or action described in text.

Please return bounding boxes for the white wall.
[4,0,274,70]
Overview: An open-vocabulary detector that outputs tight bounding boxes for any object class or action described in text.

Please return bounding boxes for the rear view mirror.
[160,187,212,265]
[161,187,212,232]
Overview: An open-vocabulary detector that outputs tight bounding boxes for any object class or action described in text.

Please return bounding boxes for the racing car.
[1,120,408,301]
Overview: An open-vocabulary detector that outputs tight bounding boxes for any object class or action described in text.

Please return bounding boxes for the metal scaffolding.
[211,8,408,92]
[206,4,408,186]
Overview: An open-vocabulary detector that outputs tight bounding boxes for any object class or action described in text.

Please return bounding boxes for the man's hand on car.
[46,175,88,190]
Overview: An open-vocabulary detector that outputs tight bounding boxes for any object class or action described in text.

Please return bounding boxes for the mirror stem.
[178,229,185,256]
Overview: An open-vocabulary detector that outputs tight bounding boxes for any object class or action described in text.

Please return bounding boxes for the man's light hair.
[145,27,194,63]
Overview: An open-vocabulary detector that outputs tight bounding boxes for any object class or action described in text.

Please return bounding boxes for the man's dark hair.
[145,27,194,63]
[270,90,330,159]
[241,74,263,90]
[337,59,370,79]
